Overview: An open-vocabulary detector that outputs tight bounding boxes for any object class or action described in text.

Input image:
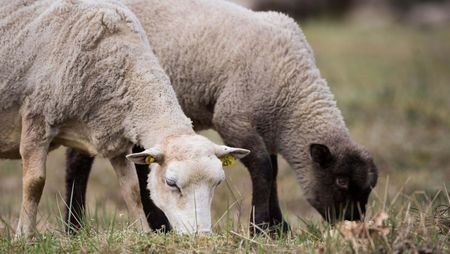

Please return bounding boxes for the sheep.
[65,0,378,234]
[0,0,249,238]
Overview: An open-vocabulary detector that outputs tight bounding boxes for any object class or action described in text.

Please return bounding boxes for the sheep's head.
[126,135,249,233]
[304,142,378,223]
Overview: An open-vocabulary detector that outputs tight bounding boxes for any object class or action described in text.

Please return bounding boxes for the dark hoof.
[269,220,291,238]
[249,219,291,238]
[249,221,271,236]
[152,224,171,234]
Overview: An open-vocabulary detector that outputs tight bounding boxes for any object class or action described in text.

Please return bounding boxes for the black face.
[307,143,378,223]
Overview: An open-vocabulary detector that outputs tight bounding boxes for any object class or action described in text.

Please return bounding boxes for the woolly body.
[0,0,193,159]
[126,0,377,223]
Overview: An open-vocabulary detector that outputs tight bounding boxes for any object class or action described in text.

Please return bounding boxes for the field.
[1,19,449,253]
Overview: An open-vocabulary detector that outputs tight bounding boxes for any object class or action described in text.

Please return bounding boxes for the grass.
[1,19,450,253]
[1,182,448,253]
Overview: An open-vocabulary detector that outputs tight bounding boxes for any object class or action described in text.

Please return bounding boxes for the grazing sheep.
[0,0,249,238]
[65,0,378,233]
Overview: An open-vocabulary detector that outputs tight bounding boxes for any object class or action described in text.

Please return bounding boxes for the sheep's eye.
[215,179,223,187]
[165,179,180,192]
[336,176,349,190]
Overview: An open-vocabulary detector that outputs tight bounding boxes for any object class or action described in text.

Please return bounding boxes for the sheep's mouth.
[319,202,366,224]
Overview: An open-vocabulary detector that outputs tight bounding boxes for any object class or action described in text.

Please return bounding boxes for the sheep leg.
[109,154,150,232]
[64,148,95,233]
[213,110,276,234]
[16,117,49,239]
[239,150,274,234]
[132,146,171,232]
[214,129,272,233]
[269,155,290,233]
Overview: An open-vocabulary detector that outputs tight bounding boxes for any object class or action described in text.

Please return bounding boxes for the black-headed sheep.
[65,0,378,234]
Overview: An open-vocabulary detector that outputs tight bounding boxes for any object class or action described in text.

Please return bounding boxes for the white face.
[126,135,250,233]
[148,156,222,233]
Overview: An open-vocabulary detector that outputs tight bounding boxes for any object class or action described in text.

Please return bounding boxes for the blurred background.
[1,0,449,233]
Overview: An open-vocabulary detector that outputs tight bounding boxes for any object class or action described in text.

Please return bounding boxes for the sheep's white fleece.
[125,0,350,192]
[0,0,193,159]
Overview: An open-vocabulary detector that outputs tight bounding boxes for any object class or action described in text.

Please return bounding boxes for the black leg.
[214,129,274,235]
[132,147,171,232]
[65,148,94,233]
[212,107,282,235]
[240,153,273,235]
[269,155,290,234]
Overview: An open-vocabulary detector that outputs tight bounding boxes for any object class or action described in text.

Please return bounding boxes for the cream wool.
[0,0,249,238]
[0,0,193,158]
[128,0,348,155]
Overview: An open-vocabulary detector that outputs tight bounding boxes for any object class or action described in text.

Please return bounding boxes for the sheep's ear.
[215,145,250,167]
[126,148,164,165]
[310,144,333,168]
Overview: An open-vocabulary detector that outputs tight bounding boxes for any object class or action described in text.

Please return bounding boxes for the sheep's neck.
[124,67,194,149]
[275,77,350,170]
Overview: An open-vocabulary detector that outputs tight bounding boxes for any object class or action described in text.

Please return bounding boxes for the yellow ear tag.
[220,154,236,167]
[145,156,156,165]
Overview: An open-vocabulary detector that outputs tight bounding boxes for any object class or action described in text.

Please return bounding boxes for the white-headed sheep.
[0,0,249,238]
[65,0,378,234]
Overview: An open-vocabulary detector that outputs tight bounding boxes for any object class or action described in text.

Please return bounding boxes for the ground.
[1,19,449,253]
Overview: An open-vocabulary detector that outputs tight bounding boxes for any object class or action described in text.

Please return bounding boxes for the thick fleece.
[0,0,194,159]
